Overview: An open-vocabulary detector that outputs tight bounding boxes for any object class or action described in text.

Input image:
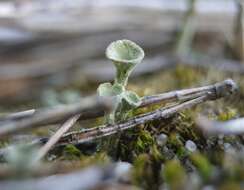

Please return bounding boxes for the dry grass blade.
[35,114,80,161]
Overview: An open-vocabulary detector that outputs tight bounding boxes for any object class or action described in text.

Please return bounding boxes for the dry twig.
[54,79,237,146]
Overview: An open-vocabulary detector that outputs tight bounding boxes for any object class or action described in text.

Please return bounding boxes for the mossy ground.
[1,64,244,189]
[61,65,244,189]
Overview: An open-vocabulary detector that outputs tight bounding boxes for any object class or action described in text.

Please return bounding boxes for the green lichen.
[97,39,144,124]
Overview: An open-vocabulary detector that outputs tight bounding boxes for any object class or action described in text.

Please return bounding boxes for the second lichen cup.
[98,39,145,123]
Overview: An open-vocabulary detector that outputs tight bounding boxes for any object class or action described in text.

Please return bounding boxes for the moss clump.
[162,159,187,190]
[132,153,162,190]
[134,129,154,153]
[217,108,238,121]
[62,144,82,160]
[190,153,213,181]
[132,154,152,189]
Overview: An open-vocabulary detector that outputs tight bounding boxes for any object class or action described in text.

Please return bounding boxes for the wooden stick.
[56,96,208,145]
[141,79,237,107]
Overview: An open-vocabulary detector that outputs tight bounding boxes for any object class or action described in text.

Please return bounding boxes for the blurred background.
[0,0,241,107]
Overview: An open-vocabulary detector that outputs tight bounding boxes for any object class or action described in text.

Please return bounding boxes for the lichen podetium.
[97,39,145,124]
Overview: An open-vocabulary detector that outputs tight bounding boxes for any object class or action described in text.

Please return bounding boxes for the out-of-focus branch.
[0,96,112,137]
[197,116,244,135]
[0,165,117,190]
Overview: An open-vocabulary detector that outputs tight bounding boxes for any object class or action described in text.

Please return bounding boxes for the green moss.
[150,144,165,162]
[168,133,183,147]
[62,145,81,160]
[162,159,187,190]
[173,65,205,88]
[135,129,154,153]
[217,108,237,121]
[132,154,151,189]
[190,153,213,181]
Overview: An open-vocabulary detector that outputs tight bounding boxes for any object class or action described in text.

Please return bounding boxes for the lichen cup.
[106,39,145,86]
[98,39,145,123]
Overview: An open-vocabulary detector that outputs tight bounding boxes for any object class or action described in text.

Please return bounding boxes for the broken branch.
[0,96,111,137]
[56,79,237,146]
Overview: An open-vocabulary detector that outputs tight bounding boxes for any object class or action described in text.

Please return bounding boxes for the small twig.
[57,97,208,145]
[55,79,237,146]
[0,96,111,137]
[141,79,237,107]
[196,116,244,135]
[35,114,80,161]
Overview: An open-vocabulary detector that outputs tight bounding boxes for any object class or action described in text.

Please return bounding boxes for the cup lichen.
[97,39,145,123]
